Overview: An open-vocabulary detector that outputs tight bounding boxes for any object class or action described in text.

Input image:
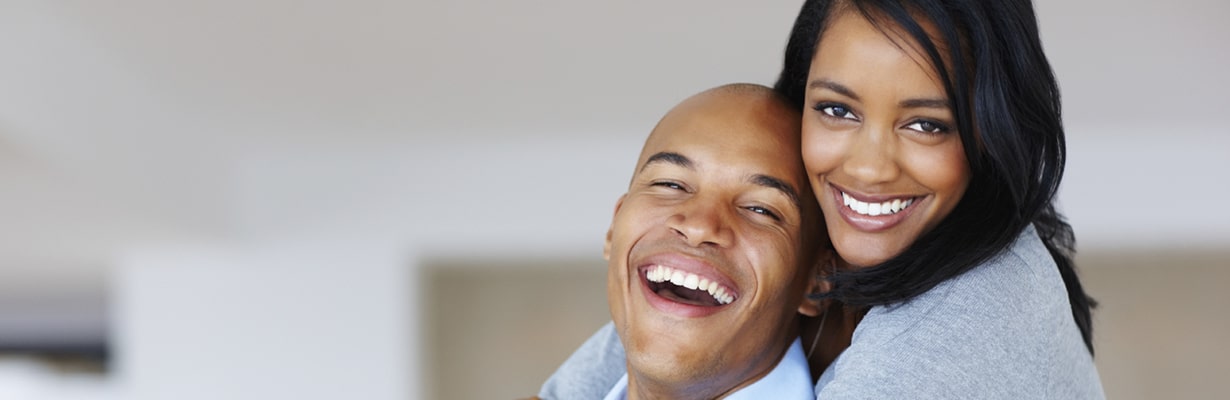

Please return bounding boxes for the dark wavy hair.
[774,0,1096,354]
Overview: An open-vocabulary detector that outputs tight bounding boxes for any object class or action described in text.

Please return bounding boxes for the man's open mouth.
[642,264,736,306]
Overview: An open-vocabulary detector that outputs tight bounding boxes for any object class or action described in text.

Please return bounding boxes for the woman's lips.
[829,184,920,232]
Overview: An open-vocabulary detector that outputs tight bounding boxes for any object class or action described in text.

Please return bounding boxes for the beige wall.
[1080,250,1230,400]
[426,261,609,400]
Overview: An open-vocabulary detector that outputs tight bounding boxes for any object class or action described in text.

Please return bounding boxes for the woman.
[540,0,1104,398]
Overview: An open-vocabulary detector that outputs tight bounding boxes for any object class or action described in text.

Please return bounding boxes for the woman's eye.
[905,120,950,134]
[816,104,858,121]
[746,206,781,221]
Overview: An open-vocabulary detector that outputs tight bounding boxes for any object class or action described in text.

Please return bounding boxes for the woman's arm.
[537,321,626,400]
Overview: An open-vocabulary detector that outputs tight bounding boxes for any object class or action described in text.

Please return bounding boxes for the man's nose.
[667,196,734,248]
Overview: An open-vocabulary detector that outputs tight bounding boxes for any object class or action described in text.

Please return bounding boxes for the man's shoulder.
[538,322,626,400]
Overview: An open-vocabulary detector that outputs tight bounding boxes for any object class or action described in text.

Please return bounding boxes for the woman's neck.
[801,301,865,382]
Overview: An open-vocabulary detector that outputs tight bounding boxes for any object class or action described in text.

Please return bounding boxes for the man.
[545,84,831,399]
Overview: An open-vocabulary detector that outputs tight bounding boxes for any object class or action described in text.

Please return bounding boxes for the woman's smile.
[827,183,924,232]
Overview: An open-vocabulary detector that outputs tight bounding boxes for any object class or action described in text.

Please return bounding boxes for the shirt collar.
[603,337,814,400]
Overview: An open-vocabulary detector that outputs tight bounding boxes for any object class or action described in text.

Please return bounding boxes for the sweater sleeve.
[538,321,627,400]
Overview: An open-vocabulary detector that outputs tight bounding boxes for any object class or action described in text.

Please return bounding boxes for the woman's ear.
[798,249,836,317]
[602,194,627,261]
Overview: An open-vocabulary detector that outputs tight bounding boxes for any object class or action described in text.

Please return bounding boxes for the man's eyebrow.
[808,79,860,101]
[750,174,801,211]
[640,152,693,172]
[900,98,950,109]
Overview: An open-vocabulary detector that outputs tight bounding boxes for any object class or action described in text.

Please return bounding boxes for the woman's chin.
[832,236,905,269]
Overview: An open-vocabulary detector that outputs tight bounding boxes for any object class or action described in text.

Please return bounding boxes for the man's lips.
[643,264,735,305]
[633,254,739,318]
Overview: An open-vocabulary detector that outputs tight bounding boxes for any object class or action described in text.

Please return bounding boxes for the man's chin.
[624,328,720,372]
[625,343,718,385]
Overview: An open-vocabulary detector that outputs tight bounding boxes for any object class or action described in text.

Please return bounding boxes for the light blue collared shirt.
[602,337,814,400]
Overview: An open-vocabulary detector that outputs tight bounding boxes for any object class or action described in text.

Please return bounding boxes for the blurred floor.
[427,249,1229,400]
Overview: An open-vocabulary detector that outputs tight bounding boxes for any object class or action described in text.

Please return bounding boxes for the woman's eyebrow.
[899,98,950,109]
[808,78,860,101]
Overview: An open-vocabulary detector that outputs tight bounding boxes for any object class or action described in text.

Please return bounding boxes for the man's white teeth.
[842,192,913,216]
[669,270,686,286]
[645,265,734,305]
[683,274,699,290]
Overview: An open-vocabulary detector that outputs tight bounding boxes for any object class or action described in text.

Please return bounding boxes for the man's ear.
[602,194,627,261]
[798,249,836,317]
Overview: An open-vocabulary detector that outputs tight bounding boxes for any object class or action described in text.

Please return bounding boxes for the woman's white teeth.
[645,265,734,305]
[842,192,913,216]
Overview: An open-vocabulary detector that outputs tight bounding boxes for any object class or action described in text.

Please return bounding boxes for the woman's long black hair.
[774,0,1096,354]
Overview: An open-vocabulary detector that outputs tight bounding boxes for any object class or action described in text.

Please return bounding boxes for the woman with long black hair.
[540,0,1104,398]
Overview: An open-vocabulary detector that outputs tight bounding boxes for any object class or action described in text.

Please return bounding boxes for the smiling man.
[598,84,828,400]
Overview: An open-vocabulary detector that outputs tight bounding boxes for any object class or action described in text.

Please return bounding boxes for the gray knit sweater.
[538,225,1105,399]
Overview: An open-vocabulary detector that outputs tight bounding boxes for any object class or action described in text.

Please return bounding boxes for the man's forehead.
[639,120,797,172]
[634,85,803,178]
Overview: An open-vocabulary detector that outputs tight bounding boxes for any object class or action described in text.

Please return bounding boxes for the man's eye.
[651,181,686,191]
[746,206,781,221]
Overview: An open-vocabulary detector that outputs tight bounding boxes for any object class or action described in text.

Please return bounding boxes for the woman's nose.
[842,125,900,185]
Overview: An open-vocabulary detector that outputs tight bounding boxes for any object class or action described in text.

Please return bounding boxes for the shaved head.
[635,84,802,184]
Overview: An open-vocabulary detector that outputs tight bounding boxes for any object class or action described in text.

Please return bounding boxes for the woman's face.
[802,11,971,268]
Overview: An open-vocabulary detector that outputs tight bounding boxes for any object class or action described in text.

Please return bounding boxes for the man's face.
[604,91,820,396]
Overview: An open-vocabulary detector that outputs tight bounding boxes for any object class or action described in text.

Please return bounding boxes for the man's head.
[603,84,829,398]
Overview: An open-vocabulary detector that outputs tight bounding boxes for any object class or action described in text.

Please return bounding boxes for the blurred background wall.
[0,0,1226,399]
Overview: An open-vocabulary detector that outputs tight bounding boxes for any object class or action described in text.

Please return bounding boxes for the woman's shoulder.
[865,225,1078,343]
[818,225,1103,398]
[948,223,1070,320]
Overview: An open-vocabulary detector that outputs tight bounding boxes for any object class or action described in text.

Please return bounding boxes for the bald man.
[542,84,831,400]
